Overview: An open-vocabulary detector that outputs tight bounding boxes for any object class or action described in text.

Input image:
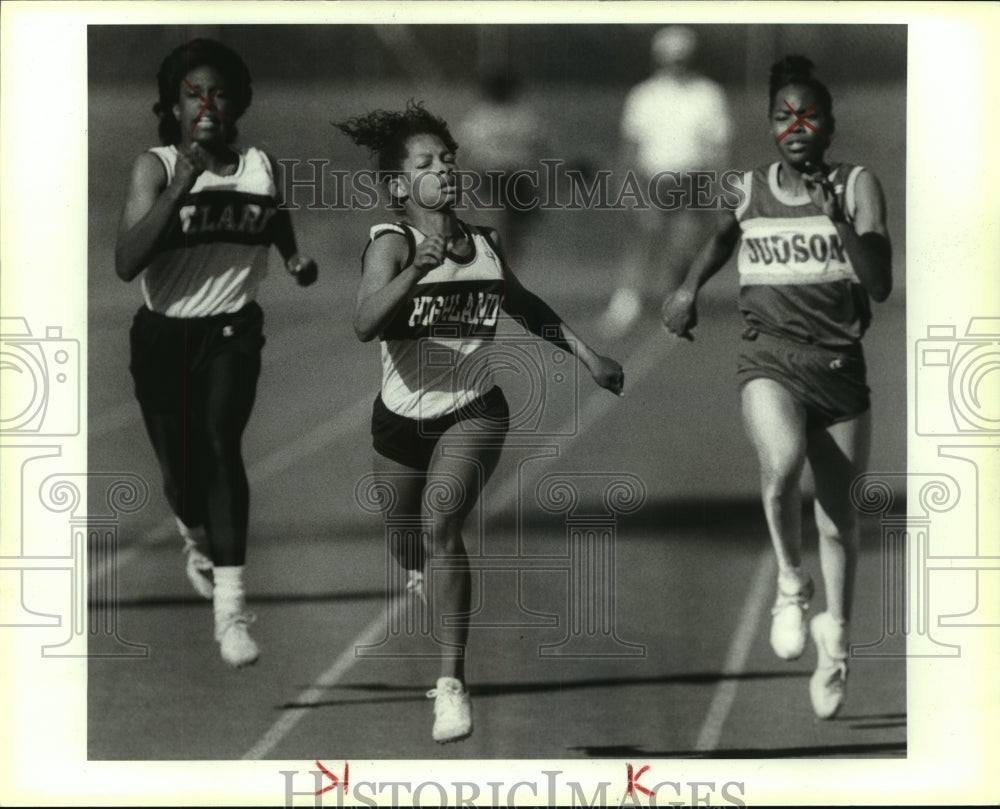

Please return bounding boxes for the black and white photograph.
[1,2,998,806]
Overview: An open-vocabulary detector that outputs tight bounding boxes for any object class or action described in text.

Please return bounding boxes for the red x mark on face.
[777,99,828,143]
[183,77,227,132]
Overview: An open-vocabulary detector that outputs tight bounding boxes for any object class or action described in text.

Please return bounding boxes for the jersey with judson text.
[734,162,872,348]
[370,221,506,420]
[141,145,278,318]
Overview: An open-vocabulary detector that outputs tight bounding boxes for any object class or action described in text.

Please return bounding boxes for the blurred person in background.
[662,55,892,720]
[455,67,547,268]
[115,38,318,669]
[602,25,732,338]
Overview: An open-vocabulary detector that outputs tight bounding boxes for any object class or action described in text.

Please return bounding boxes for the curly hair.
[153,38,253,146]
[768,54,835,135]
[335,100,459,180]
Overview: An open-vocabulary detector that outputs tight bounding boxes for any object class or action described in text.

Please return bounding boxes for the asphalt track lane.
[89,512,904,760]
[86,79,907,763]
[88,300,906,761]
[236,535,764,760]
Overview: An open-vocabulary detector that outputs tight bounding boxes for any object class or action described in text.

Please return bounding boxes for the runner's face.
[771,84,832,168]
[399,134,457,210]
[173,65,234,146]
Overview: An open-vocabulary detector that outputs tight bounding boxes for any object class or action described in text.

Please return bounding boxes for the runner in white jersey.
[372,219,507,421]
[662,55,892,720]
[139,143,278,317]
[115,39,317,669]
[337,102,624,744]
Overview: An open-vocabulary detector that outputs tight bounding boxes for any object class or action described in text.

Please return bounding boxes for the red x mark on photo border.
[777,99,829,143]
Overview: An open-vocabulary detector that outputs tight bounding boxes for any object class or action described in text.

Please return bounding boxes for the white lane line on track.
[239,325,682,758]
[693,549,776,752]
[101,396,371,575]
[241,608,391,760]
[108,324,680,574]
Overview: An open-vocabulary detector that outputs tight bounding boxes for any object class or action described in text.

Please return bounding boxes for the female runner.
[116,38,317,668]
[662,55,892,719]
[337,102,624,743]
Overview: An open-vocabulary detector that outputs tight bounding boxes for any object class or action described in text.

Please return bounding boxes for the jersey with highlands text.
[370,221,506,420]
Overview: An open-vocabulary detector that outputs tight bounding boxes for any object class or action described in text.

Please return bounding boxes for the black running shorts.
[372,386,510,471]
[129,303,265,414]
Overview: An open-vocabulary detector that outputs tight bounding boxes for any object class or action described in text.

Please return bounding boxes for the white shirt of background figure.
[621,26,732,178]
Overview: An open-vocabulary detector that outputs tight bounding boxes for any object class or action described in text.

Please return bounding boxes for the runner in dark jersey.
[662,55,892,720]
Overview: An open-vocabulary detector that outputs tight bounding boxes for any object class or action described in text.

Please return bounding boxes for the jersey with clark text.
[141,145,277,318]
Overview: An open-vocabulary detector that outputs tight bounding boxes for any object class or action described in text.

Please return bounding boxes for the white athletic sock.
[175,517,207,547]
[778,565,807,594]
[213,566,247,621]
[436,676,465,693]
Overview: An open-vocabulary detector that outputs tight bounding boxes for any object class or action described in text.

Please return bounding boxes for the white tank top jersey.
[370,221,506,420]
[734,161,872,347]
[140,145,278,318]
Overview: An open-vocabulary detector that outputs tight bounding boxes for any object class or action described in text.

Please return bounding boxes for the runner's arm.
[496,229,624,395]
[115,152,189,282]
[836,170,892,302]
[354,232,446,342]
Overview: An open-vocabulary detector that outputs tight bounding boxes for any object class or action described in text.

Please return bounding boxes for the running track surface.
[85,82,907,763]
[87,286,907,762]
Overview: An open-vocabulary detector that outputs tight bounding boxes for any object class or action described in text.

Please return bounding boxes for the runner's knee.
[428,515,466,556]
[815,499,858,544]
[759,460,801,498]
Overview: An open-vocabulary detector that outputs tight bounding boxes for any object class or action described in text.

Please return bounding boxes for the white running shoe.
[427,677,472,744]
[405,570,427,605]
[769,574,814,660]
[215,612,260,668]
[810,612,849,720]
[182,538,215,600]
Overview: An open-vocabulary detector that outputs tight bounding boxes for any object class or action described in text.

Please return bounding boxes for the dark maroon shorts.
[736,329,870,431]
